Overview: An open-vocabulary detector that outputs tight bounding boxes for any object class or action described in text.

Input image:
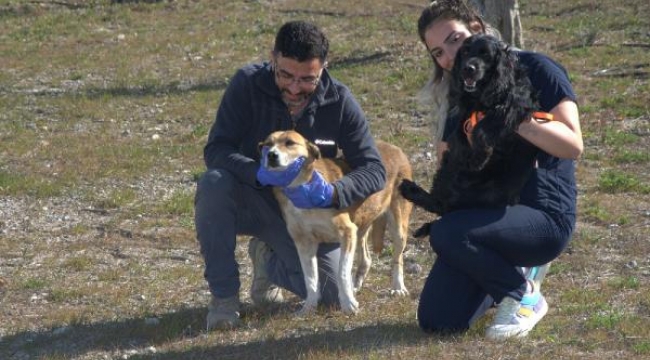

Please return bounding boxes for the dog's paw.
[467,147,493,171]
[468,157,488,171]
[294,303,317,317]
[413,223,432,238]
[399,179,425,201]
[340,298,360,315]
[390,287,409,297]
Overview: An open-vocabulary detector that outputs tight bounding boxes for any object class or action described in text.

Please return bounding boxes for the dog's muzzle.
[266,149,281,168]
[461,61,482,93]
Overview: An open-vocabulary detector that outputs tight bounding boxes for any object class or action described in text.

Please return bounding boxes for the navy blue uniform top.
[204,62,386,209]
[443,51,578,223]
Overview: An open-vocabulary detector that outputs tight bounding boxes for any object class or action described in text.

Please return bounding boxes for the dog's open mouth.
[266,156,280,169]
[463,77,478,92]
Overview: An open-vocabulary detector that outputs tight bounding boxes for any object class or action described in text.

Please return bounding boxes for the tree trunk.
[470,0,524,48]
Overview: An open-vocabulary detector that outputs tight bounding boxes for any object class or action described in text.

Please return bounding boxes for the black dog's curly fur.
[400,34,540,237]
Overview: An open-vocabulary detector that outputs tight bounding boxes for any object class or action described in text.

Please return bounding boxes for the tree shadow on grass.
[137,321,432,360]
[329,51,392,70]
[0,306,206,359]
[15,51,391,100]
[83,78,230,99]
[3,77,228,99]
[0,303,435,359]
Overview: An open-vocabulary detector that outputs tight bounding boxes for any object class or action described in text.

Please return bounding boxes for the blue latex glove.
[256,146,305,187]
[282,170,334,209]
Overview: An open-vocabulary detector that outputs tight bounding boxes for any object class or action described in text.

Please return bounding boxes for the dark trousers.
[417,205,574,333]
[194,169,340,304]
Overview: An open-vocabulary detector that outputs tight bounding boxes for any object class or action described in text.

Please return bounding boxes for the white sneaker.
[486,293,548,340]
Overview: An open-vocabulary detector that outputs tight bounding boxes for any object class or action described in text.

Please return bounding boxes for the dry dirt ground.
[1,1,650,359]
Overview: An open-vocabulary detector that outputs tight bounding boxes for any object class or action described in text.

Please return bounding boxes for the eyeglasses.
[274,65,323,88]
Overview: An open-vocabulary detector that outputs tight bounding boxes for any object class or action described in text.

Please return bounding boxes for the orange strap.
[463,111,484,140]
[532,111,554,122]
[463,111,555,142]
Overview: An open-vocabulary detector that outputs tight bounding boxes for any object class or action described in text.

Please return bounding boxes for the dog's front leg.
[467,140,493,171]
[338,223,360,315]
[399,179,444,215]
[294,241,320,316]
[468,121,500,170]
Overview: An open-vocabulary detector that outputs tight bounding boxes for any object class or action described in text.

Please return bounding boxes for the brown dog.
[259,130,413,315]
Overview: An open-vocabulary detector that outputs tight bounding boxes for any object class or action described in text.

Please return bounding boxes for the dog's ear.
[497,39,518,71]
[307,141,321,160]
[501,41,511,55]
[479,39,515,107]
[493,42,516,90]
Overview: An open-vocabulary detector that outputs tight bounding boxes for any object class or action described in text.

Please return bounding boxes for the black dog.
[400,34,543,237]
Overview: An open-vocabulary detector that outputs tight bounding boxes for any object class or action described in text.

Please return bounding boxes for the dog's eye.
[285,140,296,146]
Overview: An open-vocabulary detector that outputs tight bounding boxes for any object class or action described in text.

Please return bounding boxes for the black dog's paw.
[399,179,426,202]
[468,157,487,171]
[413,223,432,238]
[400,179,445,214]
[467,147,492,171]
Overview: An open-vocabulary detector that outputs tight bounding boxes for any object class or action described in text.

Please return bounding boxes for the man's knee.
[195,169,240,245]
[197,169,237,197]
[196,169,240,213]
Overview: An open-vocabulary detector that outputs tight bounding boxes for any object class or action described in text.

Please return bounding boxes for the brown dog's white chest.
[274,189,355,245]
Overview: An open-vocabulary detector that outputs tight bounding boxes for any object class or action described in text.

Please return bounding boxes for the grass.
[0,0,649,359]
[599,170,650,194]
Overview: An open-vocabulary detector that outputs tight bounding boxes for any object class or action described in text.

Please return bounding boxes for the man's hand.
[282,171,334,209]
[256,146,305,187]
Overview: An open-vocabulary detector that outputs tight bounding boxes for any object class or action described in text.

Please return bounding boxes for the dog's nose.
[267,149,279,167]
[462,64,477,77]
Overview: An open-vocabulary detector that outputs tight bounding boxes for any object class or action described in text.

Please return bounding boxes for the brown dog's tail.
[371,141,414,254]
[372,149,414,254]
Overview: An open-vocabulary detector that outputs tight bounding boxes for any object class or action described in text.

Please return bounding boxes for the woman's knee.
[417,304,468,334]
[428,219,464,254]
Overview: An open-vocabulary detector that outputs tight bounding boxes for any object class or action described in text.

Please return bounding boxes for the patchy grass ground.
[0,0,648,359]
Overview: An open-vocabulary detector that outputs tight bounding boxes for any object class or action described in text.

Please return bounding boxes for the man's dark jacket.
[204,62,386,209]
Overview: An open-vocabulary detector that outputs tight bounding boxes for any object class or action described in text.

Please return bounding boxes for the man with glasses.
[195,20,386,330]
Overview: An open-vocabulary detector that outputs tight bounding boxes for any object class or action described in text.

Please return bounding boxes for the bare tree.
[470,0,524,47]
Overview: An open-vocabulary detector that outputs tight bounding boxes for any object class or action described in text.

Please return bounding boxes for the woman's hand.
[517,98,583,160]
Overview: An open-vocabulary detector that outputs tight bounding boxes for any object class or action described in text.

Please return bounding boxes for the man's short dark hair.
[273,21,329,63]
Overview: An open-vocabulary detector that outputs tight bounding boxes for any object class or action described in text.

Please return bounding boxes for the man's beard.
[281,89,312,109]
